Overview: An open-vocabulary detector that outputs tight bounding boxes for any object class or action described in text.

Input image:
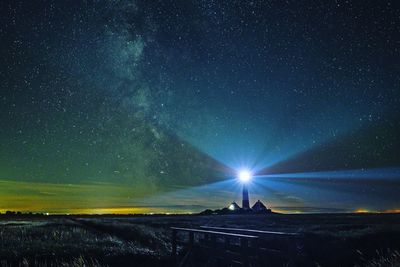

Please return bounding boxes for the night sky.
[1,0,399,214]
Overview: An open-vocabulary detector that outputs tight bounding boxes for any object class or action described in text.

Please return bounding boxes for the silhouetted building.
[214,199,272,215]
[242,184,250,209]
[252,200,269,212]
[228,201,241,211]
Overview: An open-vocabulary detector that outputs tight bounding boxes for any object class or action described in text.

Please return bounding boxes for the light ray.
[254,167,400,180]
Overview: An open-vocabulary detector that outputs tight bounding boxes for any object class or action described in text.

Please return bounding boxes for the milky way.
[0,1,399,213]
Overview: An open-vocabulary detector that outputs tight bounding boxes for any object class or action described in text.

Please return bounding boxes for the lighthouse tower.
[242,184,250,209]
[238,170,251,209]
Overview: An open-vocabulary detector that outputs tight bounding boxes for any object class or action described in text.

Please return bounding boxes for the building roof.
[228,201,241,211]
[252,200,268,211]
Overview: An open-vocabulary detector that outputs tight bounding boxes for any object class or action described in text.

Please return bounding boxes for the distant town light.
[228,204,235,210]
[238,170,252,183]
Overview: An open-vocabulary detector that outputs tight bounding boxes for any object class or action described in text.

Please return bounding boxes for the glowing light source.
[228,204,235,210]
[238,170,252,183]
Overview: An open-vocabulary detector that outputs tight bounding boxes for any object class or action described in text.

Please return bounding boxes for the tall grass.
[1,256,105,267]
[362,250,400,267]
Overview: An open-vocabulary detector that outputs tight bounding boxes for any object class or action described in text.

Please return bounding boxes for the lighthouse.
[242,183,250,209]
[238,170,251,209]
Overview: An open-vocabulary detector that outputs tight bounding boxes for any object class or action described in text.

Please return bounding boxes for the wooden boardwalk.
[171,226,302,267]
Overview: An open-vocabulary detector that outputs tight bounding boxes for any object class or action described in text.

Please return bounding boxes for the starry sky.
[1,0,399,214]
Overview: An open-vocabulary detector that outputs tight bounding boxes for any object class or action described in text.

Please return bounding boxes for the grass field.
[0,213,399,266]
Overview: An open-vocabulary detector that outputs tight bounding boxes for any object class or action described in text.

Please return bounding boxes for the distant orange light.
[383,209,400,214]
[355,208,370,213]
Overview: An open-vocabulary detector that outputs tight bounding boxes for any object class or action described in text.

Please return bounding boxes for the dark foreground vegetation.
[0,213,399,266]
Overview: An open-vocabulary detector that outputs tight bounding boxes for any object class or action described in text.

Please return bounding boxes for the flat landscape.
[1,213,400,266]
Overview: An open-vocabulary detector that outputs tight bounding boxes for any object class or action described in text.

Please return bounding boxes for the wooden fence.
[171,226,302,267]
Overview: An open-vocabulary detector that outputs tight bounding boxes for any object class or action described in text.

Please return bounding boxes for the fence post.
[205,233,210,246]
[189,232,194,249]
[287,239,297,267]
[253,237,260,267]
[224,236,230,250]
[241,238,249,267]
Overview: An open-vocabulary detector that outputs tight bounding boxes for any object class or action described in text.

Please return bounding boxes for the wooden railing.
[171,226,303,267]
[200,225,299,236]
[171,227,259,267]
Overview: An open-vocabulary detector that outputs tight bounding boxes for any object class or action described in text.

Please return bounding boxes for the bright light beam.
[238,170,252,183]
[253,167,400,180]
